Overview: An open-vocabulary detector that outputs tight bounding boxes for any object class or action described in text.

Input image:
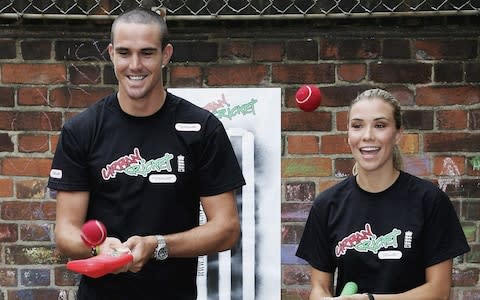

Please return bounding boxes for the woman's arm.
[364,259,453,300]
[310,267,334,299]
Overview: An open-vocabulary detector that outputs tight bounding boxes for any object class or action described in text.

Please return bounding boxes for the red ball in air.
[295,85,322,112]
[80,220,107,247]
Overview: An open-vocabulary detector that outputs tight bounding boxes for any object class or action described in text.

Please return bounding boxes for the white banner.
[168,88,281,300]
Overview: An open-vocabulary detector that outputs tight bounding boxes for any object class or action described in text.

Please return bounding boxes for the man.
[49,7,245,299]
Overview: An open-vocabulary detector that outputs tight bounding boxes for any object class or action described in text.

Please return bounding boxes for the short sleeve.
[196,118,245,196]
[48,123,90,191]
[296,197,336,273]
[422,189,470,267]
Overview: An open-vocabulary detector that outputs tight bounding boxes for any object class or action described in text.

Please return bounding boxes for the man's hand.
[123,235,158,273]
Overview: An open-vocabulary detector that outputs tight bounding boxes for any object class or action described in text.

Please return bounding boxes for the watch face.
[156,247,168,260]
[154,235,168,260]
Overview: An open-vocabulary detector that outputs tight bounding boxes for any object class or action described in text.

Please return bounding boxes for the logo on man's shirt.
[101,147,175,181]
[335,223,406,260]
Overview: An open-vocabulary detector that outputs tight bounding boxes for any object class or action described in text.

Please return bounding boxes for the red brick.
[69,65,101,85]
[272,63,334,84]
[286,40,318,61]
[1,201,56,221]
[0,268,17,286]
[55,266,80,286]
[370,62,431,83]
[424,133,479,152]
[389,86,415,106]
[434,63,463,83]
[335,158,355,177]
[281,202,313,222]
[282,224,307,244]
[461,289,480,299]
[0,86,15,107]
[0,132,14,152]
[452,267,479,286]
[282,265,311,285]
[0,111,62,131]
[282,111,332,131]
[399,133,419,154]
[403,110,433,130]
[433,156,465,176]
[470,109,480,130]
[18,87,48,106]
[320,38,380,59]
[170,66,203,87]
[383,39,411,59]
[21,268,51,286]
[416,86,480,106]
[285,87,299,109]
[319,179,341,192]
[18,134,49,153]
[222,41,251,60]
[282,157,332,177]
[0,39,16,59]
[336,111,348,131]
[281,287,310,300]
[287,135,319,154]
[0,178,13,197]
[403,155,430,177]
[20,223,53,242]
[2,64,66,84]
[1,157,52,177]
[437,110,468,130]
[338,63,366,82]
[50,87,113,108]
[7,289,62,299]
[285,182,316,202]
[50,134,59,154]
[0,223,18,242]
[321,134,350,154]
[320,85,368,107]
[16,179,47,199]
[253,41,284,62]
[21,40,52,60]
[414,39,477,60]
[206,65,268,85]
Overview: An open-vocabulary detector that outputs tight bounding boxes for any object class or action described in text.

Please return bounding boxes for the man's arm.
[168,190,240,255]
[124,190,240,272]
[54,190,91,259]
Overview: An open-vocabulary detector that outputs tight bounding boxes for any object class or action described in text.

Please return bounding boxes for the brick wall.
[0,16,479,299]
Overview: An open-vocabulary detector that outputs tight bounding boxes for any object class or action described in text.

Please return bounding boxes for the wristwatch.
[153,235,168,260]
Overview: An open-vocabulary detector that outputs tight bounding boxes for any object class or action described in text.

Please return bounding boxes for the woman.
[296,89,469,300]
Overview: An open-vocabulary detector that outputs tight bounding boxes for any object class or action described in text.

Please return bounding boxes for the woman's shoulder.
[400,171,443,193]
[313,176,355,206]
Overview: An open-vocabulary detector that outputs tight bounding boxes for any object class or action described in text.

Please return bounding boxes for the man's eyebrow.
[114,47,158,51]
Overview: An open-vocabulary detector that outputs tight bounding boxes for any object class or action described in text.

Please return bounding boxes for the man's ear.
[162,43,173,67]
[108,43,114,60]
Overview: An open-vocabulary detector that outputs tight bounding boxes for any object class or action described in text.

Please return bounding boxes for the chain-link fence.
[0,0,478,20]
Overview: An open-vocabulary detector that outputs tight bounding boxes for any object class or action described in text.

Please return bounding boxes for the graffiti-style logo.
[101,147,173,180]
[335,223,401,257]
[203,94,258,120]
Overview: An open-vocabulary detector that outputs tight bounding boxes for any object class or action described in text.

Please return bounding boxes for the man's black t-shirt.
[48,92,246,299]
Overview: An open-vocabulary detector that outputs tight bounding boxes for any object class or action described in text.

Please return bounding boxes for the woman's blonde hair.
[349,88,403,175]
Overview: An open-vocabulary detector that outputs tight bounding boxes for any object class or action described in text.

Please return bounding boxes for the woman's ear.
[395,128,403,145]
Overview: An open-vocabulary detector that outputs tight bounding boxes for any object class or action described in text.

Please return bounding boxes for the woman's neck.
[356,168,400,193]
